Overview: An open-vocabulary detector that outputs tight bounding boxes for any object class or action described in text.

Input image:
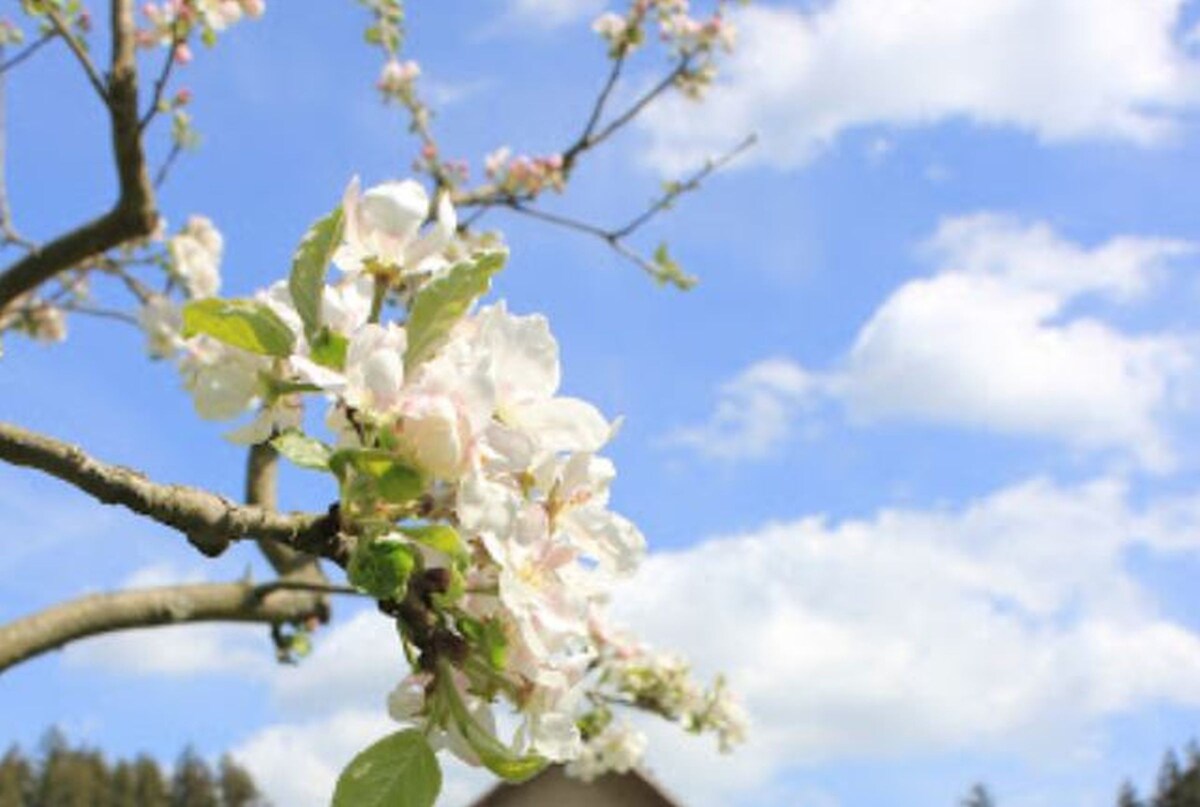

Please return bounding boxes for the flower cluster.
[378,59,420,102]
[0,18,24,46]
[135,176,743,792]
[138,0,264,59]
[483,148,567,198]
[592,0,739,99]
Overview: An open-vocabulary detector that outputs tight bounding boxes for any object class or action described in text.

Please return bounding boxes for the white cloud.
[640,1,1200,171]
[668,214,1196,469]
[659,357,813,460]
[614,477,1200,805]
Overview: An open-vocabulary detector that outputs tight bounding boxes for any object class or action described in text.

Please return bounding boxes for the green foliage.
[330,448,425,511]
[0,746,34,807]
[403,251,506,373]
[332,730,440,807]
[397,524,466,563]
[0,731,245,807]
[270,431,333,471]
[348,537,418,600]
[437,664,546,782]
[217,755,263,807]
[650,242,697,291]
[289,207,345,340]
[182,299,296,358]
[309,328,349,370]
[171,746,218,807]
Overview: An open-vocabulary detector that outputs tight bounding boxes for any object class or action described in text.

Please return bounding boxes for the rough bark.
[0,421,345,560]
[0,582,322,672]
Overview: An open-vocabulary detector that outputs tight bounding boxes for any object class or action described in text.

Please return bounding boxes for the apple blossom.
[127,173,744,802]
[168,215,223,299]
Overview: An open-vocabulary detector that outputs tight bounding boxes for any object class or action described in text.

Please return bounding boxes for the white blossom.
[168,216,223,299]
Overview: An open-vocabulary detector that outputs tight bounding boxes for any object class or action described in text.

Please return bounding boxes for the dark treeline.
[0,729,266,807]
[960,740,1200,807]
[1118,741,1200,807]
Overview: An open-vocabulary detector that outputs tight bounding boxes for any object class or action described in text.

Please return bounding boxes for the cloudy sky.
[4,1,1200,805]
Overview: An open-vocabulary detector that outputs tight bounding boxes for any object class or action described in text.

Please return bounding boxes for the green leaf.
[310,328,349,370]
[330,449,425,505]
[332,730,441,807]
[461,617,508,671]
[348,537,418,600]
[271,431,332,471]
[404,251,506,373]
[398,525,467,562]
[438,664,546,782]
[182,298,296,357]
[289,206,345,340]
[651,242,698,291]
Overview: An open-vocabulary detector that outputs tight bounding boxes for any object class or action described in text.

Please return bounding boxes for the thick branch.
[0,0,157,312]
[0,582,327,672]
[0,421,344,559]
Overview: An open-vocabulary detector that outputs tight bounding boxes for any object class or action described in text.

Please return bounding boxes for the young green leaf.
[181,298,296,357]
[404,251,506,373]
[438,663,546,782]
[330,448,425,505]
[310,328,349,370]
[332,730,441,807]
[270,431,332,471]
[399,524,467,563]
[348,537,418,600]
[289,207,345,339]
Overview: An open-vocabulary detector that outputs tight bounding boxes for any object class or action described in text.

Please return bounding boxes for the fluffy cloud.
[615,477,1200,805]
[668,214,1195,468]
[640,0,1200,171]
[659,358,813,460]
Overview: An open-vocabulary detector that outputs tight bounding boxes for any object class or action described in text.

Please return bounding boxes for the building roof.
[469,766,683,807]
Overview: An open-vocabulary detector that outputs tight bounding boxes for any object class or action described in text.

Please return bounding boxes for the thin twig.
[611,133,757,239]
[0,44,36,252]
[0,31,56,75]
[138,32,180,132]
[562,51,628,170]
[62,301,139,326]
[503,134,757,285]
[43,7,108,102]
[154,142,182,189]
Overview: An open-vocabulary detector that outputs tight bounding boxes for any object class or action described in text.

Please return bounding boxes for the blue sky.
[4,1,1200,805]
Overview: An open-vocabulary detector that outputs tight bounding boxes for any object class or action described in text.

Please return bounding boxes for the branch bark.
[246,442,331,615]
[0,581,326,672]
[0,421,345,560]
[0,0,157,312]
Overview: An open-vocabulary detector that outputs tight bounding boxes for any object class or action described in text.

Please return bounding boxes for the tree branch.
[0,32,56,75]
[0,581,338,673]
[42,6,107,102]
[503,134,757,286]
[0,0,158,313]
[246,443,332,613]
[0,421,345,560]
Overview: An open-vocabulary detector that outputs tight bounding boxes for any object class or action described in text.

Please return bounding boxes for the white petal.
[509,397,612,453]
